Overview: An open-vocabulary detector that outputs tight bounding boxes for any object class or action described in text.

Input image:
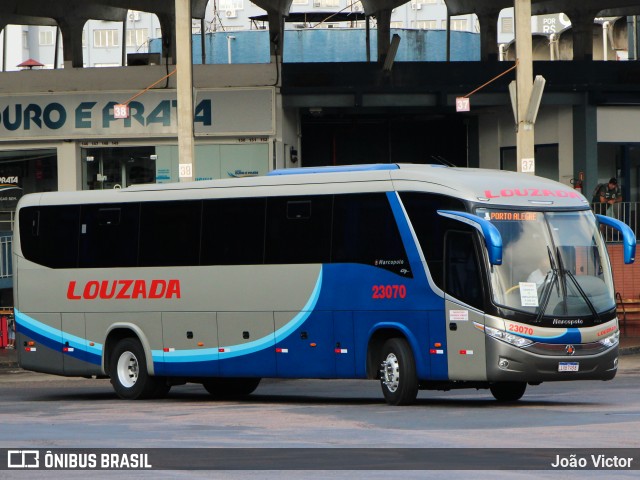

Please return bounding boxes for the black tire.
[109,338,161,400]
[490,382,527,402]
[203,378,261,399]
[379,338,419,406]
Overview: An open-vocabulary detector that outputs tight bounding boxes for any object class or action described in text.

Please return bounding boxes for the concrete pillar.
[58,18,86,68]
[175,0,195,181]
[57,142,82,192]
[477,11,499,62]
[568,12,594,61]
[157,13,175,64]
[514,0,535,173]
[376,9,392,63]
[573,95,598,195]
[267,9,284,64]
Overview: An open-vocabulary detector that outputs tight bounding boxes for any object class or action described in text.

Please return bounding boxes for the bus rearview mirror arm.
[437,210,503,266]
[596,214,636,264]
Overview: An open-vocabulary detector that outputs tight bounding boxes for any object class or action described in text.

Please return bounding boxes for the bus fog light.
[498,358,509,370]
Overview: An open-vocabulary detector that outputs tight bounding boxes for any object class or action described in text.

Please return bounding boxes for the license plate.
[558,362,579,372]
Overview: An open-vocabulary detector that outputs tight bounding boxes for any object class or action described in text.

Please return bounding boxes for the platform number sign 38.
[113,104,129,119]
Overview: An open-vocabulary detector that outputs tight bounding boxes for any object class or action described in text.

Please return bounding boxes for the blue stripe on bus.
[268,164,399,176]
[15,309,103,358]
[15,310,103,365]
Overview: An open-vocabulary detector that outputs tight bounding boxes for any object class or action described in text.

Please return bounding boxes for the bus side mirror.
[437,210,503,266]
[596,214,636,264]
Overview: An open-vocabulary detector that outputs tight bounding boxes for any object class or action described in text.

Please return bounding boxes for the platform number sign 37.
[456,97,470,112]
[521,158,535,173]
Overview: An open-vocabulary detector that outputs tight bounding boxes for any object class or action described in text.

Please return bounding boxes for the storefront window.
[82,147,156,190]
[0,149,57,230]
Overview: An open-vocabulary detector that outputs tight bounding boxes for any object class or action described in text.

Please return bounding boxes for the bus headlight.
[484,325,534,348]
[598,331,620,348]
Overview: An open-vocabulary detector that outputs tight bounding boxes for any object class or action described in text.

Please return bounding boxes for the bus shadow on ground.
[29,386,599,409]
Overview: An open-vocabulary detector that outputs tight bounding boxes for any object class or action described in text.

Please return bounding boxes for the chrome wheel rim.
[117,351,139,388]
[381,353,400,393]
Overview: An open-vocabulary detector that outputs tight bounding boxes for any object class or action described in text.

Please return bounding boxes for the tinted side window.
[265,195,332,264]
[19,205,80,268]
[400,192,466,289]
[139,200,202,267]
[332,193,409,276]
[201,197,266,265]
[445,231,484,310]
[79,204,140,268]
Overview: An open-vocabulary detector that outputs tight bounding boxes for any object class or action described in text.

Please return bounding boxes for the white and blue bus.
[13,164,635,404]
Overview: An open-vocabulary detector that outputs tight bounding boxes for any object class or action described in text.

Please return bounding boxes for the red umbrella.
[17,58,44,69]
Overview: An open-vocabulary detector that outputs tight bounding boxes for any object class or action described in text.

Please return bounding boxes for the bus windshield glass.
[476,208,615,318]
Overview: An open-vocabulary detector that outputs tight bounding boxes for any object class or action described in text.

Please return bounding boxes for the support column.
[175,0,195,182]
[573,95,598,195]
[477,11,500,62]
[157,13,175,64]
[376,9,392,63]
[569,12,594,61]
[515,0,534,173]
[57,142,82,191]
[58,18,86,68]
[267,9,284,64]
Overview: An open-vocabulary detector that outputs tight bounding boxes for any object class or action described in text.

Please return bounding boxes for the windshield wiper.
[535,247,558,323]
[564,269,600,321]
[555,247,570,315]
[555,247,601,321]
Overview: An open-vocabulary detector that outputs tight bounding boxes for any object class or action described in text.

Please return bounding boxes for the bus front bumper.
[485,337,618,383]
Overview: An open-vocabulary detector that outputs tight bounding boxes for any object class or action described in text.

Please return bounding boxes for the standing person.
[7,315,15,349]
[599,177,622,218]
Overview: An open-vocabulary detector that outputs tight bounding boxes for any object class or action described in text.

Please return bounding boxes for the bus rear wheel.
[489,382,527,402]
[109,338,164,400]
[379,338,418,406]
[203,378,262,399]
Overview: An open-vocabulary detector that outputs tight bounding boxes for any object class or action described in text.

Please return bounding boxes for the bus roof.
[17,164,589,209]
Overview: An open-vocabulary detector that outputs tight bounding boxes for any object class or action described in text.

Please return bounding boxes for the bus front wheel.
[379,338,419,406]
[109,338,164,400]
[489,382,527,402]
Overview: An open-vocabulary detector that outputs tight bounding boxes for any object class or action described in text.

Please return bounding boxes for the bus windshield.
[476,208,615,318]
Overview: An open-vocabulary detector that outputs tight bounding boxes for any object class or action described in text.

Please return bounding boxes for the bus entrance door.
[444,299,487,381]
[443,229,488,381]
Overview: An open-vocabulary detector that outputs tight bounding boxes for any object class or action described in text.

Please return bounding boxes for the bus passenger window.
[79,204,139,268]
[139,200,202,267]
[201,197,266,265]
[265,196,332,265]
[19,205,80,269]
[332,193,410,276]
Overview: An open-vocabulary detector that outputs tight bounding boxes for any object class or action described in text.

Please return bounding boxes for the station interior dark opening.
[300,113,473,167]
